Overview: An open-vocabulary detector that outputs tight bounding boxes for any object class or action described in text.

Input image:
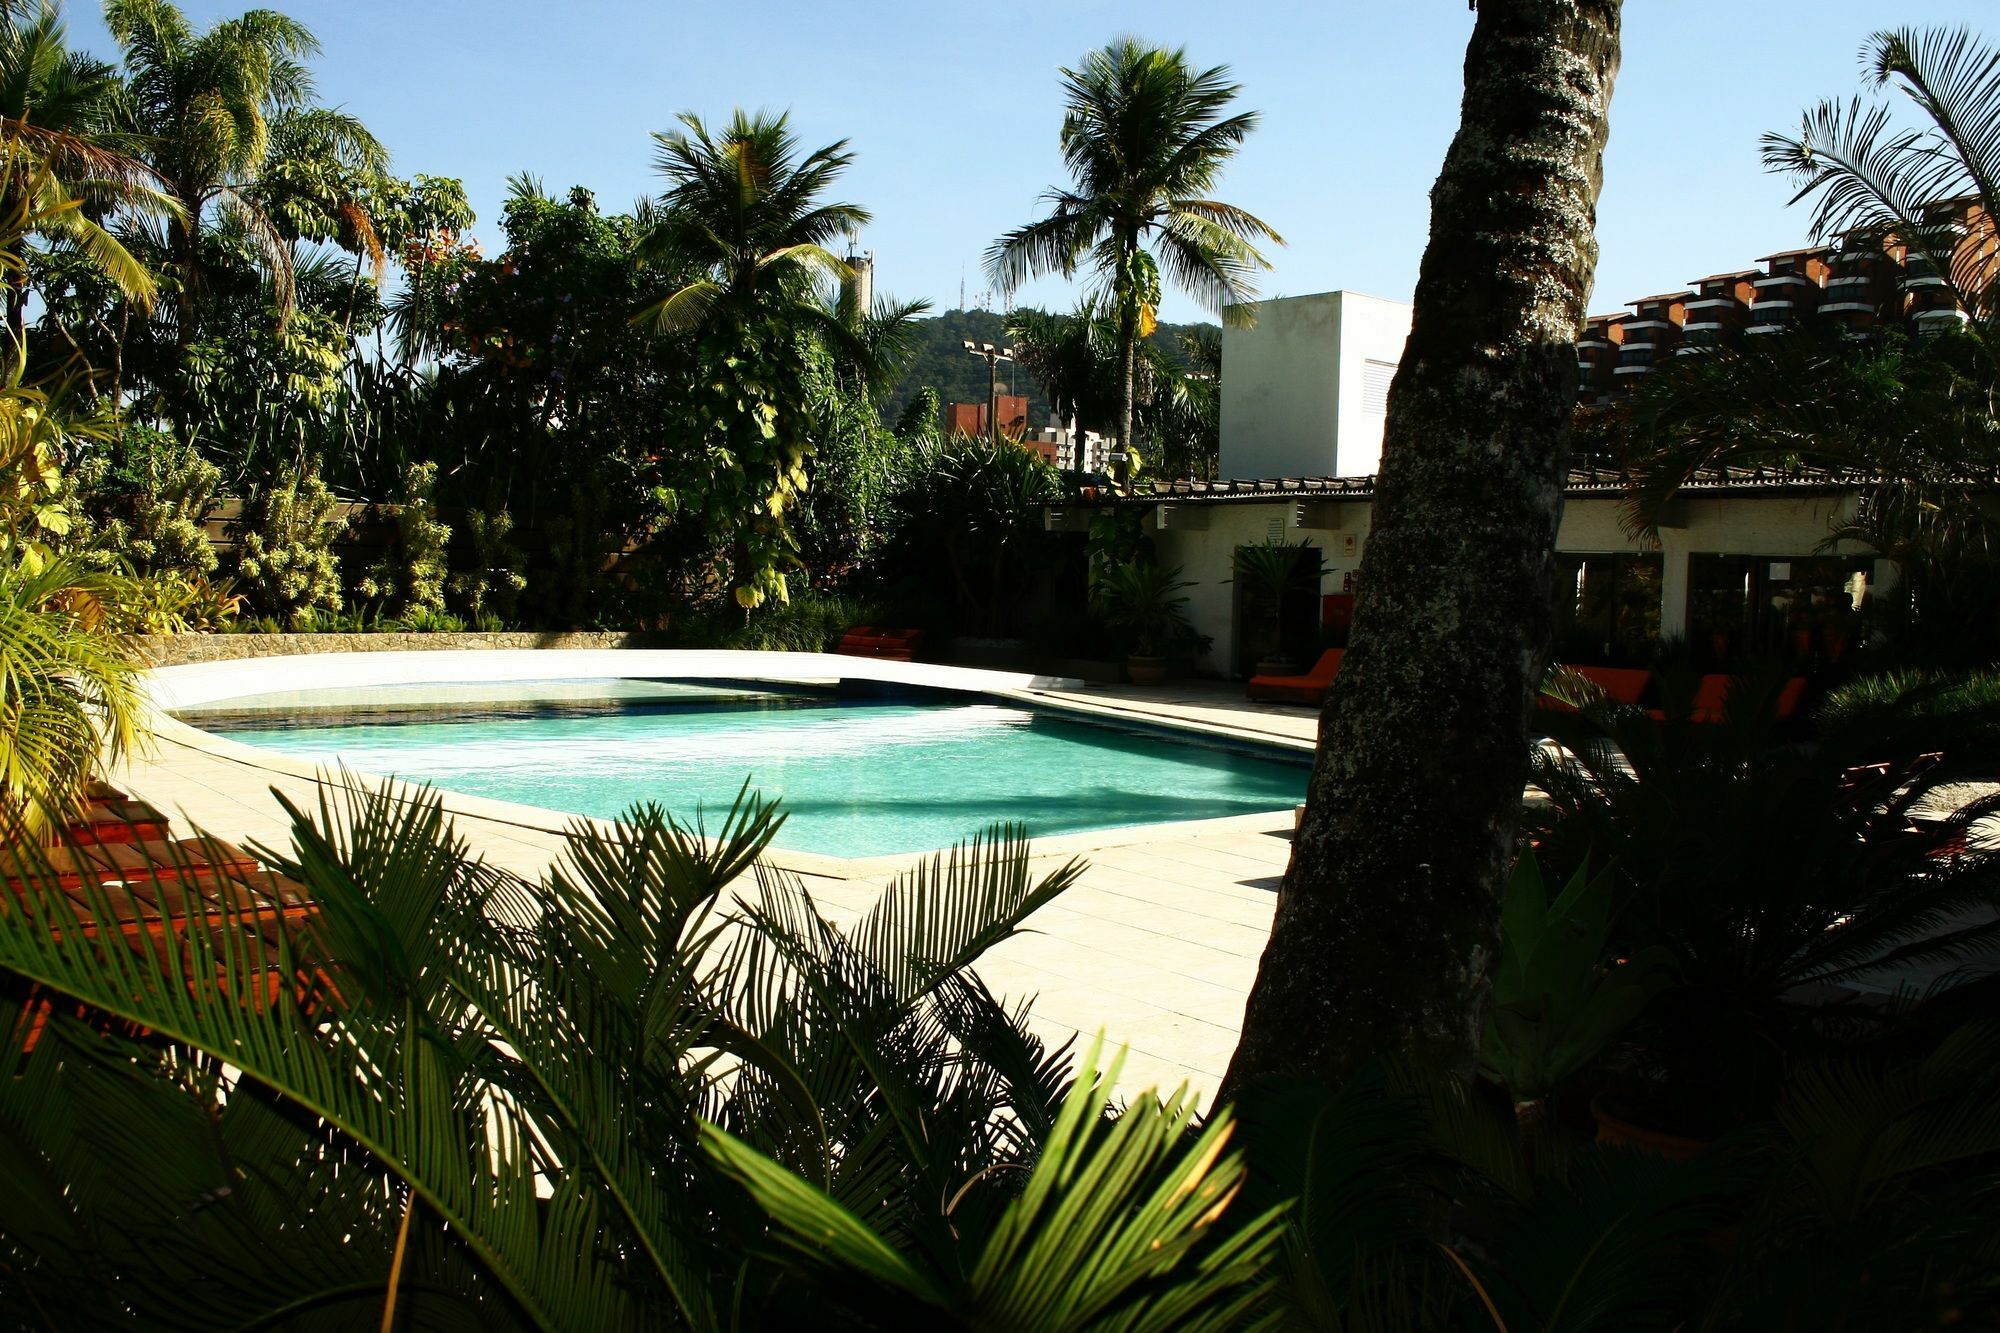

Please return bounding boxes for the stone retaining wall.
[137,631,665,666]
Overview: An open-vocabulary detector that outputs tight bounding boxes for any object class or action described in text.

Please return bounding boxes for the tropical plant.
[357,459,449,617]
[231,463,346,625]
[67,424,220,579]
[1007,303,1222,479]
[1481,851,1671,1106]
[892,384,940,444]
[988,38,1281,476]
[447,502,526,626]
[0,554,145,831]
[0,3,169,361]
[0,776,1306,1327]
[1091,559,1196,658]
[0,372,111,564]
[1229,539,1321,668]
[104,0,383,350]
[1762,26,2000,362]
[633,109,872,609]
[1528,666,2000,1129]
[884,434,1065,636]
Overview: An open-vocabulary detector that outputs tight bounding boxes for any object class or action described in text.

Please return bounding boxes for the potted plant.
[1230,540,1323,675]
[1091,560,1196,686]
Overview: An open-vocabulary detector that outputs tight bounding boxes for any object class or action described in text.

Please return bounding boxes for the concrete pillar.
[1658,534,1691,640]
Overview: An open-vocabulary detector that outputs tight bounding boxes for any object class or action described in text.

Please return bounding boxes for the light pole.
[961,339,1016,444]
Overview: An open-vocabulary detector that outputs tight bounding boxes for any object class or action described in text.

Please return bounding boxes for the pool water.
[208,691,1308,858]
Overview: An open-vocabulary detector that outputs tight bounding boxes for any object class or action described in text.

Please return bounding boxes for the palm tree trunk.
[171,208,199,355]
[342,248,365,337]
[110,300,129,410]
[1115,297,1137,487]
[5,272,27,380]
[1220,0,1622,1096]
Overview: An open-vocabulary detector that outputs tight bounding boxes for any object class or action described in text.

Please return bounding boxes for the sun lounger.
[1538,665,1652,712]
[1246,648,1344,705]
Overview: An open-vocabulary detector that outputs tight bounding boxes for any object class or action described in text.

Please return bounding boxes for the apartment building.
[1578,195,1995,403]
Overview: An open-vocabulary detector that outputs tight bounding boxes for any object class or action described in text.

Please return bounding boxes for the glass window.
[1554,553,1663,664]
[1686,553,1873,667]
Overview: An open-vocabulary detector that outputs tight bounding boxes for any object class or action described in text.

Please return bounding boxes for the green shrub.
[232,468,348,627]
[447,505,527,625]
[73,428,223,581]
[394,606,468,633]
[677,586,880,652]
[357,461,450,617]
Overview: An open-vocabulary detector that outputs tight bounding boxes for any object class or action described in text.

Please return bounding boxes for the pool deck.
[114,657,1322,1104]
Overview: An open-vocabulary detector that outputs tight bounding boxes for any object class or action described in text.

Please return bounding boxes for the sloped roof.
[1065,464,1881,507]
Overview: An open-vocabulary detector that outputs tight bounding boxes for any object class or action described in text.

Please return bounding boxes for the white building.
[1217,290,1414,480]
[1052,471,1889,677]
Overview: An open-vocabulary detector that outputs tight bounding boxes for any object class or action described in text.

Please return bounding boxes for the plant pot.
[1590,1092,1712,1161]
[1125,654,1169,686]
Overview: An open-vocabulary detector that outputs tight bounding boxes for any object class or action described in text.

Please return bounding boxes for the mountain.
[878,308,1220,436]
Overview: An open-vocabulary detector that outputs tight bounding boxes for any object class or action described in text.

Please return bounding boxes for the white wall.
[1217,291,1413,481]
[1143,490,1873,675]
[1329,293,1414,477]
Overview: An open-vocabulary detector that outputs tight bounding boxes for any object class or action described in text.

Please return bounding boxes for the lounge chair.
[1247,648,1344,705]
[1538,665,1652,713]
[835,626,925,661]
[1647,674,1810,725]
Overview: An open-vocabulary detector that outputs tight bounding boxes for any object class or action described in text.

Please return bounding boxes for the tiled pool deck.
[116,659,1323,1103]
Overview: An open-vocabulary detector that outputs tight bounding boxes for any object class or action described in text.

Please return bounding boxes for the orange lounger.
[1246,648,1344,705]
[1646,674,1809,725]
[1539,665,1652,713]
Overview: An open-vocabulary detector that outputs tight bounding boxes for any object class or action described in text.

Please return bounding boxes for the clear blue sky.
[67,0,2000,323]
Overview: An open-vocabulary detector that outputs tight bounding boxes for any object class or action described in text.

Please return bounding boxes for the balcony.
[1623,316,1676,333]
[1820,301,1875,316]
[1900,257,1948,289]
[1681,319,1727,336]
[1825,273,1872,291]
[1746,300,1796,333]
[1576,336,1613,350]
[1684,294,1738,312]
[1613,362,1653,376]
[1754,273,1816,290]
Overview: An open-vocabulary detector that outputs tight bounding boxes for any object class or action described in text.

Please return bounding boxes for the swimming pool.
[203,685,1309,858]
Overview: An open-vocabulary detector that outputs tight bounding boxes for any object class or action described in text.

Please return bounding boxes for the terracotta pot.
[1590,1092,1712,1161]
[1125,654,1169,686]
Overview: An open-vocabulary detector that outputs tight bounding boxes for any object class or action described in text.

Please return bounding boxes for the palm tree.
[633,109,872,608]
[1222,0,1621,1097]
[1008,302,1222,478]
[0,555,146,833]
[987,38,1281,480]
[633,109,866,339]
[1762,27,2000,365]
[0,0,167,366]
[252,103,394,333]
[103,0,379,348]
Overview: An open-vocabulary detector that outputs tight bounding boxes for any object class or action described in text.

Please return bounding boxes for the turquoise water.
[209,692,1308,858]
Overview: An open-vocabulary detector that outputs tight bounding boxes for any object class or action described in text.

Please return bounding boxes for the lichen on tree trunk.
[1220,0,1622,1096]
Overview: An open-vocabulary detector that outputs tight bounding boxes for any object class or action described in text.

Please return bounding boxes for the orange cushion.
[1572,666,1651,705]
[1246,649,1344,703]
